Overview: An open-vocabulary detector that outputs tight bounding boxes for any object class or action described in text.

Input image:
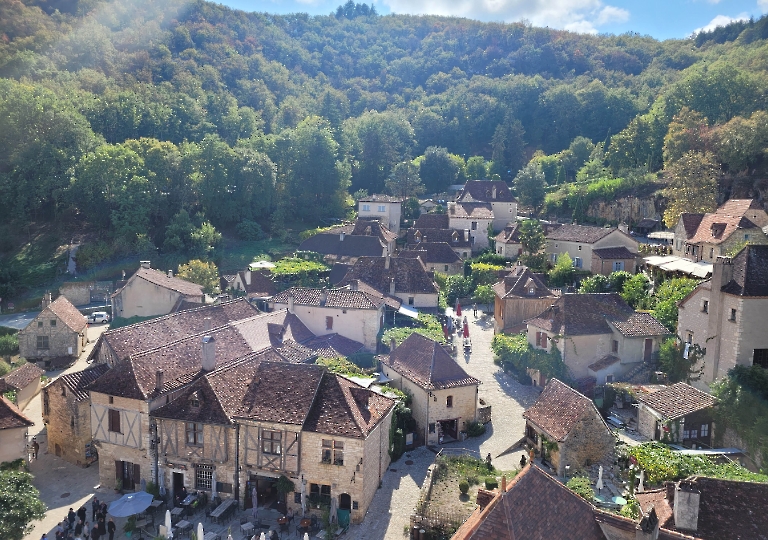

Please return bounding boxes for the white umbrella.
[329,495,337,524]
[260,533,266,540]
[197,522,204,540]
[227,535,234,540]
[159,471,166,497]
[212,469,218,499]
[300,478,307,517]
[638,469,645,493]
[596,465,604,493]
[164,509,173,539]
[251,486,258,518]
[304,533,310,540]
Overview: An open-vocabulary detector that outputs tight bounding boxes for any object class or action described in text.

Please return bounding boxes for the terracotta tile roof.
[338,257,439,296]
[125,267,204,297]
[272,286,384,310]
[45,296,88,332]
[721,245,768,296]
[302,334,365,358]
[1,362,44,390]
[610,312,671,337]
[273,340,317,364]
[717,198,763,215]
[689,214,760,245]
[46,363,109,402]
[523,378,606,441]
[326,219,398,245]
[592,246,637,259]
[456,181,516,203]
[494,223,521,244]
[635,489,675,531]
[448,202,494,219]
[0,395,34,429]
[359,194,404,203]
[636,382,717,421]
[399,243,462,264]
[380,333,479,390]
[305,373,395,438]
[298,233,385,258]
[546,224,616,243]
[95,298,259,361]
[588,354,621,372]
[414,214,450,229]
[493,265,555,300]
[679,213,705,239]
[407,228,471,248]
[236,270,277,297]
[527,293,634,336]
[150,372,232,426]
[348,280,401,309]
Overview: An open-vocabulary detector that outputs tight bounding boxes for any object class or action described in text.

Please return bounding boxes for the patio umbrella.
[197,522,204,540]
[159,471,166,497]
[164,509,172,537]
[108,491,154,517]
[227,535,234,540]
[300,478,307,517]
[638,469,645,493]
[329,495,337,524]
[463,321,469,338]
[260,533,266,540]
[304,533,310,540]
[251,486,258,518]
[596,465,604,493]
[456,302,462,317]
[212,469,217,499]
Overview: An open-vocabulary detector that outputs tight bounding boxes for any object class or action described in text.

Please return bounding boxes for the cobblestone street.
[350,310,541,539]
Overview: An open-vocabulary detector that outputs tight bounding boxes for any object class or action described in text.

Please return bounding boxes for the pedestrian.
[89,522,99,540]
[74,519,83,540]
[97,516,106,538]
[82,521,90,540]
[107,517,116,540]
[41,534,48,540]
[32,437,39,459]
[520,454,527,468]
[99,502,107,517]
[91,498,99,521]
[77,506,86,524]
[68,508,76,527]
[473,303,477,317]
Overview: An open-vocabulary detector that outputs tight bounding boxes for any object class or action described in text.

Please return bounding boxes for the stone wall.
[0,426,28,463]
[43,380,94,467]
[59,282,92,306]
[556,409,615,476]
[18,307,85,360]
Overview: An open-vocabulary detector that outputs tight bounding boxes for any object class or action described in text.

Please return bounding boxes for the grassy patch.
[218,236,297,273]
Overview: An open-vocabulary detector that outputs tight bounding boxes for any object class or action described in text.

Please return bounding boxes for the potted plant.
[123,515,136,537]
[115,478,123,493]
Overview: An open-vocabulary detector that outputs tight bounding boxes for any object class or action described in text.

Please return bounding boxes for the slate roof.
[399,243,462,264]
[359,194,404,203]
[456,180,516,203]
[414,214,450,229]
[448,202,494,219]
[0,395,34,430]
[236,270,277,297]
[347,280,401,309]
[546,224,616,243]
[380,333,480,391]
[329,263,352,285]
[593,246,637,259]
[45,296,88,332]
[0,362,44,391]
[493,265,555,300]
[116,267,204,297]
[302,334,365,358]
[305,373,395,439]
[407,228,471,248]
[588,354,621,372]
[298,233,385,258]
[721,244,768,297]
[636,382,717,421]
[523,378,607,441]
[272,286,384,310]
[46,363,110,402]
[325,219,398,245]
[338,257,439,296]
[610,313,671,337]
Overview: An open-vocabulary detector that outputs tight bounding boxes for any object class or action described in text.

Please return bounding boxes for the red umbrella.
[463,321,470,338]
[456,302,462,317]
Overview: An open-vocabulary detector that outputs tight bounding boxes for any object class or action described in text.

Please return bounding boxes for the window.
[690,429,698,439]
[50,319,56,326]
[378,205,386,212]
[408,297,414,305]
[196,464,213,490]
[612,340,619,353]
[108,409,121,433]
[444,265,449,272]
[753,349,768,369]
[429,423,435,433]
[471,222,477,230]
[463,252,468,258]
[446,396,453,408]
[606,374,614,383]
[109,396,114,404]
[36,336,49,350]
[191,398,200,408]
[38,320,43,328]
[573,257,582,268]
[613,261,624,272]
[535,332,548,348]
[310,484,331,506]
[326,316,333,330]
[683,430,690,440]
[186,422,203,445]
[709,248,714,258]
[745,234,750,240]
[361,204,370,212]
[528,287,535,295]
[700,424,709,437]
[262,431,282,455]
[729,308,737,322]
[702,300,709,313]
[322,440,344,465]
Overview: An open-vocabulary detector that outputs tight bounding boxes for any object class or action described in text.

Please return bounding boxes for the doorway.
[116,460,140,491]
[173,472,184,502]
[339,493,351,511]
[438,419,458,442]
[644,339,653,362]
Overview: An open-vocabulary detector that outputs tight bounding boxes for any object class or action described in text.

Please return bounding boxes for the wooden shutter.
[542,333,547,346]
[535,332,541,347]
[115,460,122,481]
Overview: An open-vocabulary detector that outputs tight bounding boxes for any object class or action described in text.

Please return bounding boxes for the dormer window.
[528,287,535,295]
[191,399,200,408]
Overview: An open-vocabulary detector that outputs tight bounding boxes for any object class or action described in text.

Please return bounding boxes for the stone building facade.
[358,195,403,234]
[18,293,87,363]
[545,225,638,272]
[111,262,205,319]
[493,265,558,334]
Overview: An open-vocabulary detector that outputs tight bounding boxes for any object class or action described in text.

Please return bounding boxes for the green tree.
[514,162,546,211]
[519,220,546,255]
[474,284,495,312]
[177,259,219,294]
[658,338,705,383]
[163,210,222,260]
[607,270,632,293]
[548,253,574,287]
[652,278,699,332]
[578,274,609,293]
[566,477,594,501]
[0,468,46,540]
[466,156,488,180]
[662,107,710,167]
[662,151,719,228]
[711,110,768,173]
[385,160,425,198]
[418,146,460,193]
[620,274,650,309]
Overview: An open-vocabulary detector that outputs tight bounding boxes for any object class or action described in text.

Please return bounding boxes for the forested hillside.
[1,0,768,298]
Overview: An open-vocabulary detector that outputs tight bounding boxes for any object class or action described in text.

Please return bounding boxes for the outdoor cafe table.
[203,533,220,540]
[175,519,193,537]
[171,506,184,523]
[150,499,165,513]
[210,499,237,524]
[240,521,255,536]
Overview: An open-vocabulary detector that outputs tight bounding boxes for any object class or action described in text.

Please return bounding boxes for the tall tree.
[385,160,425,198]
[519,219,545,255]
[514,162,546,211]
[466,156,488,180]
[662,151,719,227]
[418,146,460,194]
[662,107,710,167]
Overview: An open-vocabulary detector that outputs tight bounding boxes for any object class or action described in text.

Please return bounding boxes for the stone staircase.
[619,360,655,384]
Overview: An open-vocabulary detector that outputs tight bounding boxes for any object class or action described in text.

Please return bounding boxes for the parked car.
[607,414,626,429]
[88,311,110,324]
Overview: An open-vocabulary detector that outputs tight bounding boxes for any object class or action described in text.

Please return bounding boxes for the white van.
[88,312,110,324]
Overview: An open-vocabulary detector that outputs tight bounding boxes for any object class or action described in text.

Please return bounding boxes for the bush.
[75,241,115,272]
[235,219,265,240]
[548,252,574,287]
[465,421,486,438]
[620,499,641,519]
[566,476,594,501]
[0,331,18,356]
[458,480,469,494]
[484,477,498,490]
[466,475,479,486]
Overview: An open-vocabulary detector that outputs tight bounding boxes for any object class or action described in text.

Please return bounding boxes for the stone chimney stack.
[140,260,151,269]
[673,481,700,532]
[155,370,164,392]
[168,269,173,278]
[390,338,396,352]
[385,255,391,270]
[245,270,252,286]
[203,317,211,332]
[320,290,328,305]
[619,222,629,234]
[202,336,216,371]
[349,280,358,292]
[636,506,660,540]
[501,475,507,492]
[42,291,52,309]
[287,292,295,314]
[713,255,734,290]
[389,277,396,296]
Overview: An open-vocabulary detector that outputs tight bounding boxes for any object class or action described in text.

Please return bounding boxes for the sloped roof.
[679,213,705,239]
[610,313,671,337]
[546,224,616,243]
[298,233,385,258]
[329,263,352,285]
[338,257,439,296]
[407,228,471,248]
[592,246,636,259]
[414,214,450,229]
[150,372,233,426]
[636,382,717,421]
[456,180,516,203]
[494,223,521,244]
[325,219,398,245]
[119,267,204,297]
[236,270,277,297]
[348,280,401,309]
[1,362,44,391]
[46,363,110,402]
[448,202,494,219]
[399,243,462,264]
[527,293,633,336]
[359,194,403,203]
[305,373,395,439]
[302,334,365,358]
[0,395,34,430]
[588,354,621,372]
[721,244,768,297]
[523,378,607,441]
[272,286,384,310]
[380,333,480,391]
[689,214,760,245]
[43,295,87,333]
[493,265,555,300]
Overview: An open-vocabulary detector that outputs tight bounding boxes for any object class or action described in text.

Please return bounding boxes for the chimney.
[287,292,295,314]
[155,370,164,392]
[245,270,252,286]
[713,255,734,290]
[389,277,396,296]
[390,338,396,352]
[350,280,358,292]
[201,336,216,371]
[340,232,345,241]
[665,481,675,501]
[464,229,469,241]
[619,222,629,234]
[492,185,497,199]
[168,269,173,278]
[140,260,151,269]
[41,291,52,309]
[501,475,507,492]
[320,290,328,305]
[673,482,700,532]
[385,255,391,270]
[636,506,660,540]
[203,317,212,332]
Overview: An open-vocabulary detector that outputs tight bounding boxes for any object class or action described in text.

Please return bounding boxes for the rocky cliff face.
[585,193,666,225]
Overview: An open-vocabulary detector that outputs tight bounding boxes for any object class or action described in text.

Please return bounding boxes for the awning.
[398,305,419,319]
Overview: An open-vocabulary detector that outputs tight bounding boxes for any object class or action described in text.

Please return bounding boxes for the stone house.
[672,199,768,262]
[42,363,109,466]
[526,294,670,382]
[677,245,768,386]
[380,333,480,446]
[338,256,440,309]
[545,224,638,274]
[447,202,494,251]
[636,382,717,448]
[0,362,44,411]
[523,379,614,476]
[406,227,473,260]
[18,293,87,365]
[591,246,638,275]
[492,265,558,334]
[455,180,518,232]
[494,222,523,259]
[112,261,205,319]
[358,195,403,234]
[0,395,34,463]
[298,225,390,264]
[399,242,464,275]
[230,269,277,302]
